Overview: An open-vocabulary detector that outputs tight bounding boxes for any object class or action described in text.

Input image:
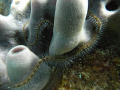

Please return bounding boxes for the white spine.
[28,0,48,44]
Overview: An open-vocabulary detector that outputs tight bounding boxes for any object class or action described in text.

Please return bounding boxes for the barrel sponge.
[6,45,51,90]
[6,45,39,84]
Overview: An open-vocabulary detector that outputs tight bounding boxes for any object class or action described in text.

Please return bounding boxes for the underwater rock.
[58,45,120,90]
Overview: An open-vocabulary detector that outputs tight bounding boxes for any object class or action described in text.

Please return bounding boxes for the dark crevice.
[106,0,119,11]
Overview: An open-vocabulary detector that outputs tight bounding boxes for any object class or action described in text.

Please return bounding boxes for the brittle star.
[8,11,105,90]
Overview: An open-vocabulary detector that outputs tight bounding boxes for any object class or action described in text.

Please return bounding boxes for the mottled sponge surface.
[6,45,40,84]
[6,45,51,90]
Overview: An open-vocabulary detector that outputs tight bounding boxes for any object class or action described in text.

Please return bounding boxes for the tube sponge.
[49,0,88,55]
[6,45,51,90]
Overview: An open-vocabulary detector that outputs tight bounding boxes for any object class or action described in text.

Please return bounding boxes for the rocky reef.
[58,43,120,90]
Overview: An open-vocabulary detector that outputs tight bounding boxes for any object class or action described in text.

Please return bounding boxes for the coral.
[0,0,120,90]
